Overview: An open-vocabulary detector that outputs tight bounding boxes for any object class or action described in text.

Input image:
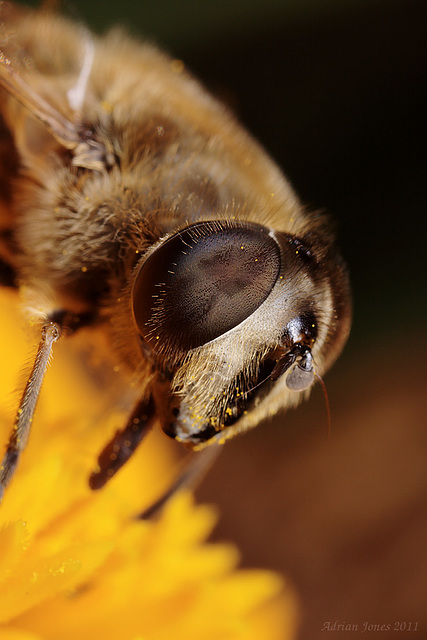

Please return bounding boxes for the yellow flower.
[0,289,298,640]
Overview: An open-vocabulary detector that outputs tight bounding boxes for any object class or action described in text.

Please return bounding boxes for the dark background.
[31,0,427,638]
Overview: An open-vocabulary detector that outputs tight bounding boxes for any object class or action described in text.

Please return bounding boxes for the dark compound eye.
[132,221,281,354]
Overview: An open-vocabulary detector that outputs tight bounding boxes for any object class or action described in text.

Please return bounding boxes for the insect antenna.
[138,444,221,520]
[0,321,61,501]
[241,343,311,398]
[314,372,332,439]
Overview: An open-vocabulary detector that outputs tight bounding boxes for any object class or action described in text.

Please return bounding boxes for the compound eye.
[132,221,280,354]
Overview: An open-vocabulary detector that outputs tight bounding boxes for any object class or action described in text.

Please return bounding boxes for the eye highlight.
[132,221,281,354]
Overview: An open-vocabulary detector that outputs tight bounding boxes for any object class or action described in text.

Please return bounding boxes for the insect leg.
[0,321,61,501]
[47,309,97,333]
[89,394,156,490]
[0,256,17,287]
[138,444,221,520]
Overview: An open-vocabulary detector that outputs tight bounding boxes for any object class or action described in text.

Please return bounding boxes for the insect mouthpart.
[162,336,318,449]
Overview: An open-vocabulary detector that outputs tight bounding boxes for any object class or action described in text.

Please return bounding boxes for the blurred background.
[28,0,427,637]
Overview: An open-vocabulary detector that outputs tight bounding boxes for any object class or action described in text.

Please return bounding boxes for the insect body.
[0,4,351,499]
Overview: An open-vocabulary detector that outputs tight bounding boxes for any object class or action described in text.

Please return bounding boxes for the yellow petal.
[0,288,297,640]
